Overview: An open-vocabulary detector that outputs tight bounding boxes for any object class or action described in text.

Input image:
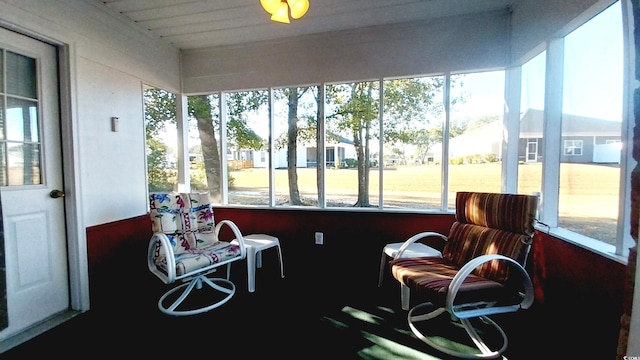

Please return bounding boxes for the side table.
[378,242,442,287]
[233,234,284,292]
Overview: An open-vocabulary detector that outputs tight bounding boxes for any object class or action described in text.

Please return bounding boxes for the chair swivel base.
[158,275,236,316]
[407,302,508,359]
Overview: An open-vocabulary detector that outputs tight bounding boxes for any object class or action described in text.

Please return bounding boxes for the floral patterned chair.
[389,191,538,359]
[147,192,246,316]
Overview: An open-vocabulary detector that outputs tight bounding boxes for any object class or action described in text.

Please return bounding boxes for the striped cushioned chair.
[390,192,538,359]
[148,192,247,316]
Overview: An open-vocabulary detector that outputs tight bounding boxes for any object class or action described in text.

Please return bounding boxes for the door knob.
[50,189,65,198]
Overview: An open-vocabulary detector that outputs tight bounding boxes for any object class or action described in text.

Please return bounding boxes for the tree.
[411,128,439,164]
[274,87,318,205]
[285,88,302,205]
[325,82,379,206]
[145,87,268,201]
[189,95,222,201]
[144,88,177,192]
[191,92,265,201]
[225,91,266,151]
[146,78,461,206]
[146,137,176,191]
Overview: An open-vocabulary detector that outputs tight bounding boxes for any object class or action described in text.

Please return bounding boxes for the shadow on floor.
[2,260,568,359]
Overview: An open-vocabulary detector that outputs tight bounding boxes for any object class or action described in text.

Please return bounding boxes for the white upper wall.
[181,0,615,94]
[0,0,181,226]
[181,11,510,93]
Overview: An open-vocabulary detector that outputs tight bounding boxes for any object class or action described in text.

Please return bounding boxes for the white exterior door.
[526,139,538,163]
[0,27,69,340]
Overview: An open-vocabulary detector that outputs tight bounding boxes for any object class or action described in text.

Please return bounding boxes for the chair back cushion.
[149,192,220,255]
[454,192,537,235]
[442,192,538,283]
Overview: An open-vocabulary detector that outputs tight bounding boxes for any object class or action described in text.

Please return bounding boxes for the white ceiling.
[98,0,513,50]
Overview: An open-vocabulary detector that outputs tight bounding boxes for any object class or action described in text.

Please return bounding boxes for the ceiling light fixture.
[261,0,309,24]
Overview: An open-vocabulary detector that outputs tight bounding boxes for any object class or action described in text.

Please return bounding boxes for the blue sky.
[522,1,623,121]
[460,1,623,122]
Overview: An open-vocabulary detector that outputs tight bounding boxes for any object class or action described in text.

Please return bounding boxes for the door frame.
[57,41,90,312]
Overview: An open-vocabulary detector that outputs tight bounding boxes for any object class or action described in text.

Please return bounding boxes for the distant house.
[274,136,357,168]
[224,136,357,169]
[519,109,621,164]
[432,109,622,164]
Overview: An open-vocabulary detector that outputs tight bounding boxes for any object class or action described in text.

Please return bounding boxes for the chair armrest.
[148,233,177,284]
[214,219,247,259]
[395,232,448,259]
[446,254,534,319]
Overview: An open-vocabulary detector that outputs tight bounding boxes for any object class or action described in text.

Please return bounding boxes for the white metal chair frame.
[392,215,535,356]
[148,219,247,316]
[401,252,534,359]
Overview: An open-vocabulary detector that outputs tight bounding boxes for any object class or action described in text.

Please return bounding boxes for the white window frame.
[563,139,583,156]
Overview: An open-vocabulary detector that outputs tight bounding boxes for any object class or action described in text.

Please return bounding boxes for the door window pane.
[1,49,41,186]
[6,51,36,99]
[7,142,40,186]
[6,98,39,142]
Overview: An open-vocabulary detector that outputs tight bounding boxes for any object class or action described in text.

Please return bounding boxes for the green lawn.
[230,162,621,243]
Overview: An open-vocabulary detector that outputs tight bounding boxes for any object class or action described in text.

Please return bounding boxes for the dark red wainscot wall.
[86,208,626,358]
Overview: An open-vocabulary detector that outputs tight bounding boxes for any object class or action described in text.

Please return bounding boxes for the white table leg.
[246,245,256,292]
[276,244,284,278]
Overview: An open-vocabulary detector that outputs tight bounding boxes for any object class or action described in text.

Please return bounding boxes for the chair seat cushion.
[390,257,519,305]
[156,242,242,276]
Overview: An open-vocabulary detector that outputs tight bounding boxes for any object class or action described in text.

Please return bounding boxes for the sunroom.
[0,0,638,358]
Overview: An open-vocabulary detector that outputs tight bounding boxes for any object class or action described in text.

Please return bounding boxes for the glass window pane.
[6,97,39,142]
[6,51,37,99]
[325,81,380,208]
[144,87,178,193]
[188,94,222,203]
[518,51,546,196]
[447,71,505,209]
[559,2,623,245]
[382,76,444,209]
[0,97,4,141]
[7,142,40,185]
[3,96,41,186]
[273,86,319,206]
[0,49,4,91]
[0,143,5,186]
[226,90,269,206]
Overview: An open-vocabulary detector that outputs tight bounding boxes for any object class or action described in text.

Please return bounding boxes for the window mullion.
[220,92,229,205]
[176,93,189,193]
[540,37,564,227]
[378,79,384,209]
[441,72,451,211]
[503,65,521,194]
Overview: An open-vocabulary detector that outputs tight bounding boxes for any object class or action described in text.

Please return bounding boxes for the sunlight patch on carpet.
[322,315,349,329]
[356,328,441,360]
[341,306,385,325]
